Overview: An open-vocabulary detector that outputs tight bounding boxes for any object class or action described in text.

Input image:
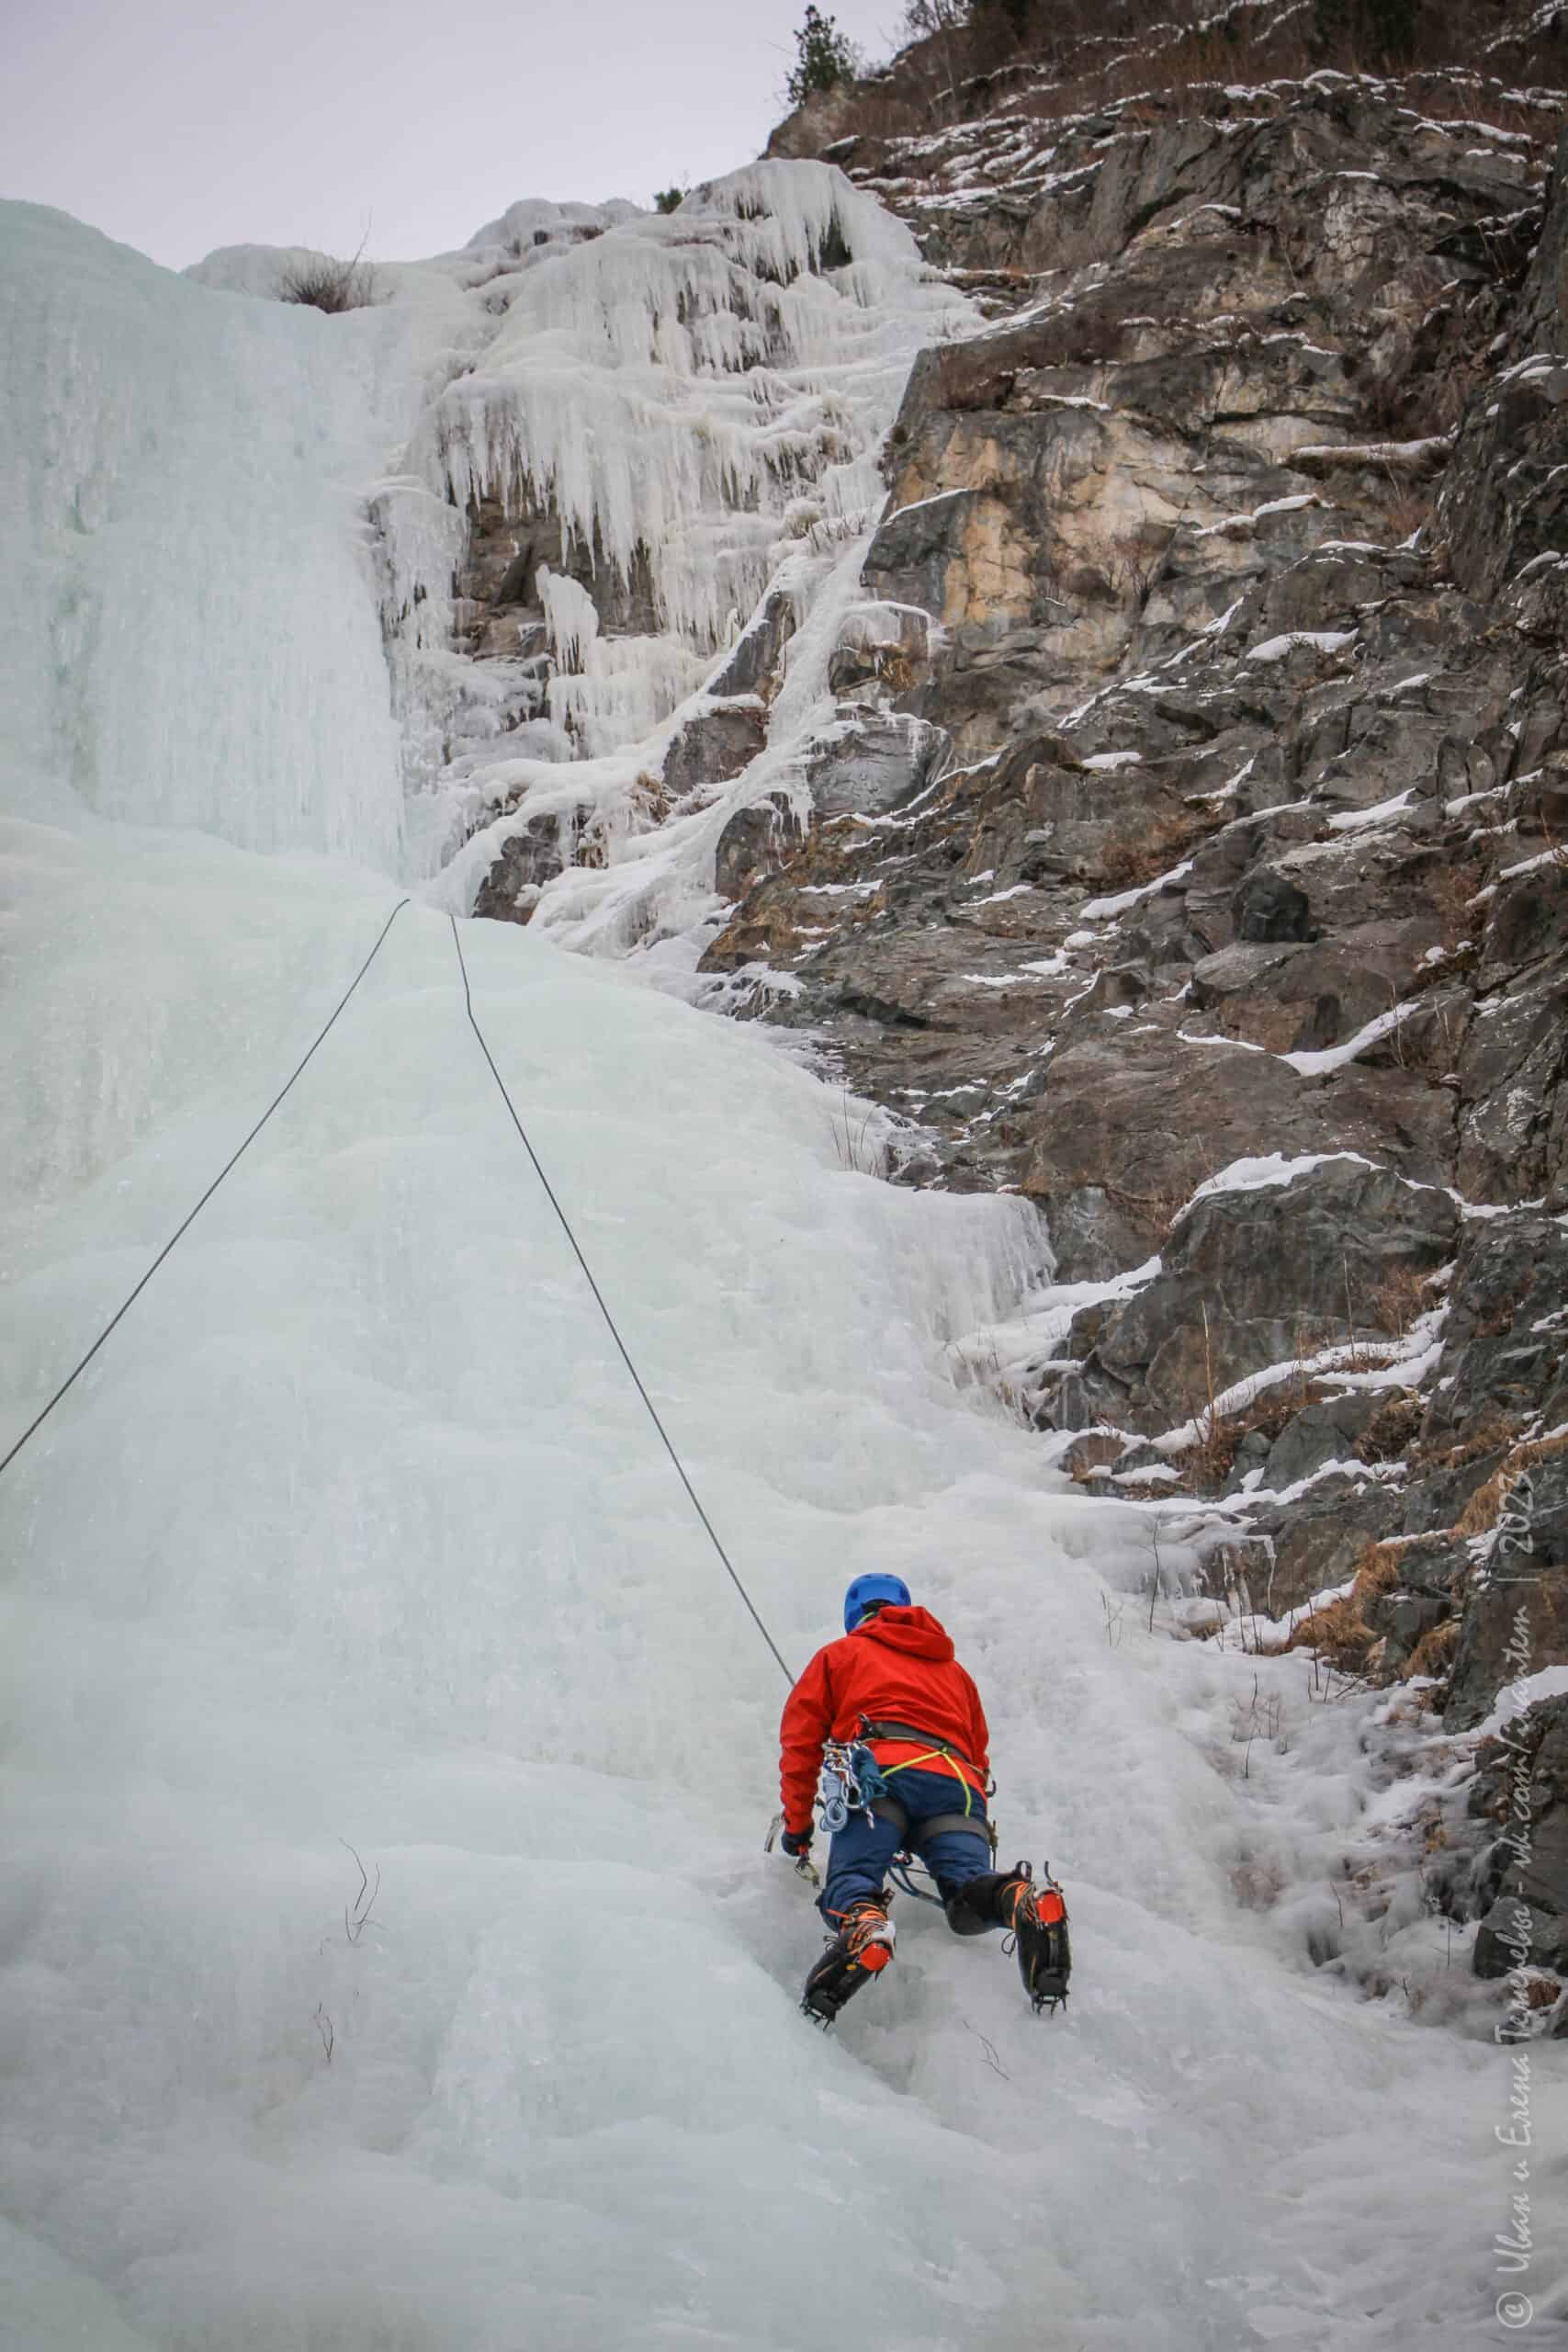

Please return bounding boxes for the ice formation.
[424,164,966,653]
[181,162,970,914]
[0,205,409,862]
[1,185,1561,2352]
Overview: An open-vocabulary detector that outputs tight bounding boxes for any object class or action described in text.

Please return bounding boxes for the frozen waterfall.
[0,183,1546,2352]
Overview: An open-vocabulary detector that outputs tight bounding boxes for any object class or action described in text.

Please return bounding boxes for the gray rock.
[714,793,803,901]
[802,710,951,819]
[1234,868,1317,944]
[1261,1393,1382,1493]
[1456,974,1568,1208]
[705,582,798,701]
[1080,1158,1461,1429]
[473,807,587,924]
[1250,1476,1406,1617]
[1423,1214,1568,1453]
[1446,1454,1568,1732]
[1469,1695,1568,1978]
[662,702,767,798]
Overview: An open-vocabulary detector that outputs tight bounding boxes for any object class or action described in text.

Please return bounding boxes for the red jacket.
[778,1604,990,1837]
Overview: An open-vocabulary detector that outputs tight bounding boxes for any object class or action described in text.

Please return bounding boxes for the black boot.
[945,1864,1071,2010]
[998,1861,1071,2012]
[943,1871,1016,1937]
[801,1898,896,2025]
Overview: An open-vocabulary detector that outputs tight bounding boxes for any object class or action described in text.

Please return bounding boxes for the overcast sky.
[5,0,908,270]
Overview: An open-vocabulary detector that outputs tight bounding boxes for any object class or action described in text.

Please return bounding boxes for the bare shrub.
[816,0,1565,153]
[1230,1673,1286,1776]
[1370,1261,1433,1340]
[1091,808,1203,893]
[830,1091,886,1175]
[1417,1404,1522,1483]
[1005,300,1150,368]
[1357,1388,1426,1462]
[340,1841,381,1944]
[1418,849,1489,946]
[1169,1374,1325,1488]
[278,248,378,314]
[1099,1156,1205,1238]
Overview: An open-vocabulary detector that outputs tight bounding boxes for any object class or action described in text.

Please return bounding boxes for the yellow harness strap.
[877,1747,975,1815]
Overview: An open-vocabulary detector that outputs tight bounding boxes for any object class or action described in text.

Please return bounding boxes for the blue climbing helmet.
[843,1573,912,1634]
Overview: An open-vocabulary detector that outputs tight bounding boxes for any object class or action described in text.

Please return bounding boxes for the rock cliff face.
[699,74,1568,1670]
[457,54,1568,2018]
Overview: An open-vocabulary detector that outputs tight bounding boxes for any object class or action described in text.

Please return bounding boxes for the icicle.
[416,161,971,656]
[537,568,601,672]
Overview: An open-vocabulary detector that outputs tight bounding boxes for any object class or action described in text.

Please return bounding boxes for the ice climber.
[776,1574,1069,2025]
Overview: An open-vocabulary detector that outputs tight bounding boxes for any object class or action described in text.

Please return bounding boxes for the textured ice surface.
[6,831,1548,2352]
[2,191,1563,2352]
[0,205,412,862]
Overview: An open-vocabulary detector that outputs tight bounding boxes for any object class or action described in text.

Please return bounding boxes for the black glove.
[781,1826,814,1860]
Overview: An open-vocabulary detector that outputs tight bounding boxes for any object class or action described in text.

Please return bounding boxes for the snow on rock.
[1078,858,1195,922]
[1326,788,1418,831]
[1247,628,1358,664]
[1472,1665,1568,1736]
[1176,1150,1378,1218]
[1282,995,1424,1077]
[1151,1303,1451,1455]
[1214,1574,1359,1653]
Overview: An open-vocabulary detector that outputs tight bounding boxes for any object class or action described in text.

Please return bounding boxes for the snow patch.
[1247,630,1357,664]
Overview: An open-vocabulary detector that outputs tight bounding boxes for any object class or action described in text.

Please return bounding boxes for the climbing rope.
[0,897,412,1483]
[448,914,796,1687]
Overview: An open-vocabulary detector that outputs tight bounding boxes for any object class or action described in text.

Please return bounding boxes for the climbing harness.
[886,1857,946,1907]
[0,898,412,1485]
[814,1739,888,1833]
[855,1718,988,1784]
[809,1725,1000,1906]
[448,915,796,1688]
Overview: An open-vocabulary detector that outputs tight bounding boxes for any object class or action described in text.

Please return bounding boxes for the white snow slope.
[0,196,1562,2352]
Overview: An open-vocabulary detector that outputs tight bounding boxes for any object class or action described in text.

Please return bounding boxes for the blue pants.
[820,1764,994,1924]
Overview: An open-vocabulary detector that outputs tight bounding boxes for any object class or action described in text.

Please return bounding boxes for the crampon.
[800,1900,895,2026]
[1000,1860,1070,2014]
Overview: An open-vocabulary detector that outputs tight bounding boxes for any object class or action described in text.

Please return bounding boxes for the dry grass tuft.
[1286,1593,1378,1670]
[1350,1539,1405,1607]
[1406,1615,1460,1680]
[1456,1427,1568,1541]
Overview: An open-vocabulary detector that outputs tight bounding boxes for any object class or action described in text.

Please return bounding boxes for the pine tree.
[786,6,860,106]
